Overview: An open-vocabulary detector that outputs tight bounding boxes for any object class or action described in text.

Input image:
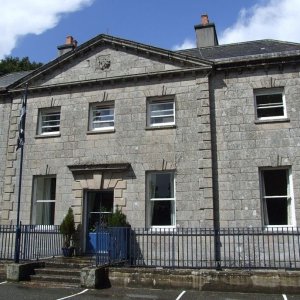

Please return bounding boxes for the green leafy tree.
[0,56,43,76]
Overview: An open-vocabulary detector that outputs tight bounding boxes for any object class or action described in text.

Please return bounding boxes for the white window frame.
[38,107,61,135]
[146,172,176,229]
[32,176,56,226]
[254,88,286,121]
[89,103,115,131]
[260,167,296,228]
[147,98,175,127]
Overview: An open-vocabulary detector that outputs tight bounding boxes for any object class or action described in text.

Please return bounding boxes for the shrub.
[60,207,75,247]
[107,207,130,227]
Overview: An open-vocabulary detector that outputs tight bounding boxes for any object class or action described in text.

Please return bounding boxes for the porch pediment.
[68,163,131,173]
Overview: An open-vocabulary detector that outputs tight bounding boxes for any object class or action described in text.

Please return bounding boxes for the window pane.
[151,102,173,113]
[150,173,173,198]
[92,107,114,129]
[256,93,284,118]
[149,101,174,125]
[151,116,174,124]
[265,197,288,225]
[36,202,55,225]
[257,107,284,118]
[34,177,56,225]
[256,94,282,106]
[41,111,60,133]
[263,169,287,196]
[151,200,174,226]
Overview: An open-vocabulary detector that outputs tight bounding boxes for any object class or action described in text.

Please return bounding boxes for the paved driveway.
[0,282,300,300]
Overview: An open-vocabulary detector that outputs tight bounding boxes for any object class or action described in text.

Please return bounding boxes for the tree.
[0,56,43,76]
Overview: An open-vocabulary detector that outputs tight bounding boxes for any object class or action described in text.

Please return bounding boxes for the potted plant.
[60,207,76,257]
[107,207,130,227]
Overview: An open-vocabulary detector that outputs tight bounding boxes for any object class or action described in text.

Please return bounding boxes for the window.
[38,107,61,135]
[261,168,295,227]
[89,103,114,131]
[32,176,56,225]
[255,88,286,120]
[147,172,175,227]
[147,98,175,127]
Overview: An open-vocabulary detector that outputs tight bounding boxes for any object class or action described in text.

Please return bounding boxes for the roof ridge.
[176,39,300,52]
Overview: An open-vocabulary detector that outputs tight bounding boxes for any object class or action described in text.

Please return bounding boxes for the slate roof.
[177,40,300,63]
[0,71,32,88]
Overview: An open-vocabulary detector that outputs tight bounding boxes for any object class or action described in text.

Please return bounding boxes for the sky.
[1,0,300,63]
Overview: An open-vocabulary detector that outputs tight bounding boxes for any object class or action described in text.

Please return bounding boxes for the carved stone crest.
[96,55,111,71]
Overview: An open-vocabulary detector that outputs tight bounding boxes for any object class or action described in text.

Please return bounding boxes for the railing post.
[214,228,222,270]
[14,222,22,263]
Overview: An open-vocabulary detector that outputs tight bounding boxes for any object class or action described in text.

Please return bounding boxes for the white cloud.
[172,39,196,51]
[220,0,300,44]
[0,0,94,59]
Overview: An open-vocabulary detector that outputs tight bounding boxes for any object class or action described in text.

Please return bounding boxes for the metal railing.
[94,227,300,269]
[91,227,130,265]
[130,228,215,268]
[0,224,63,261]
[1,224,299,269]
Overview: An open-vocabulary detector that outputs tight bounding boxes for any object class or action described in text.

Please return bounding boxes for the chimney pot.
[201,14,209,26]
[66,36,74,45]
[57,35,77,56]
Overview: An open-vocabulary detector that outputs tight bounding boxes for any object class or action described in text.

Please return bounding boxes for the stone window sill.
[145,125,176,131]
[87,129,115,135]
[254,118,290,125]
[35,133,61,139]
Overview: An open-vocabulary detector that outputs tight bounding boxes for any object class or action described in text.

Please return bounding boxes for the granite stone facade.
[0,39,215,250]
[211,66,300,227]
[0,20,300,255]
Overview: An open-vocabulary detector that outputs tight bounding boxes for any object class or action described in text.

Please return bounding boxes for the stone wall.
[2,72,214,229]
[211,65,300,227]
[0,97,13,222]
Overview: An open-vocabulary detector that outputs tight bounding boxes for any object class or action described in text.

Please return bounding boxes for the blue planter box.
[86,228,130,263]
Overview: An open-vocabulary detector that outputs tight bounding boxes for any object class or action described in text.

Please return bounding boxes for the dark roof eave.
[213,50,300,64]
[214,53,300,70]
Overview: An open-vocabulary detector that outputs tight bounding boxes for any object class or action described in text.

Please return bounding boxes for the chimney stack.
[57,36,77,56]
[194,14,218,48]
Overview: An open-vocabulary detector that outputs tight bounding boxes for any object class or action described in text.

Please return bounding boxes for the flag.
[16,85,28,151]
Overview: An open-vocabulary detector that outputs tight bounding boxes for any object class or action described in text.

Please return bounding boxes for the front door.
[85,190,113,253]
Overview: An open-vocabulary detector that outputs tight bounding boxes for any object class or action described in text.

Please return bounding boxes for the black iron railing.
[0,224,63,261]
[94,227,300,269]
[1,224,299,269]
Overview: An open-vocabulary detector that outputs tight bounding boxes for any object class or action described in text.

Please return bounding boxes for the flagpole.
[14,83,28,263]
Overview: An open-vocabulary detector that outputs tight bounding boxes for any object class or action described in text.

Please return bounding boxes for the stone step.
[35,268,81,277]
[0,264,7,280]
[30,274,80,284]
[43,261,91,269]
[24,280,80,289]
[30,257,94,288]
[43,257,93,269]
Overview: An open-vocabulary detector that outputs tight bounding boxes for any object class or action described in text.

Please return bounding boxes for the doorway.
[85,190,113,252]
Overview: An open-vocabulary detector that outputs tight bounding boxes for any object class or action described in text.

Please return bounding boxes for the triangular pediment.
[13,34,212,89]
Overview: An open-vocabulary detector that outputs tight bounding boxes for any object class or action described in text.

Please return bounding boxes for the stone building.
[1,15,300,253]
